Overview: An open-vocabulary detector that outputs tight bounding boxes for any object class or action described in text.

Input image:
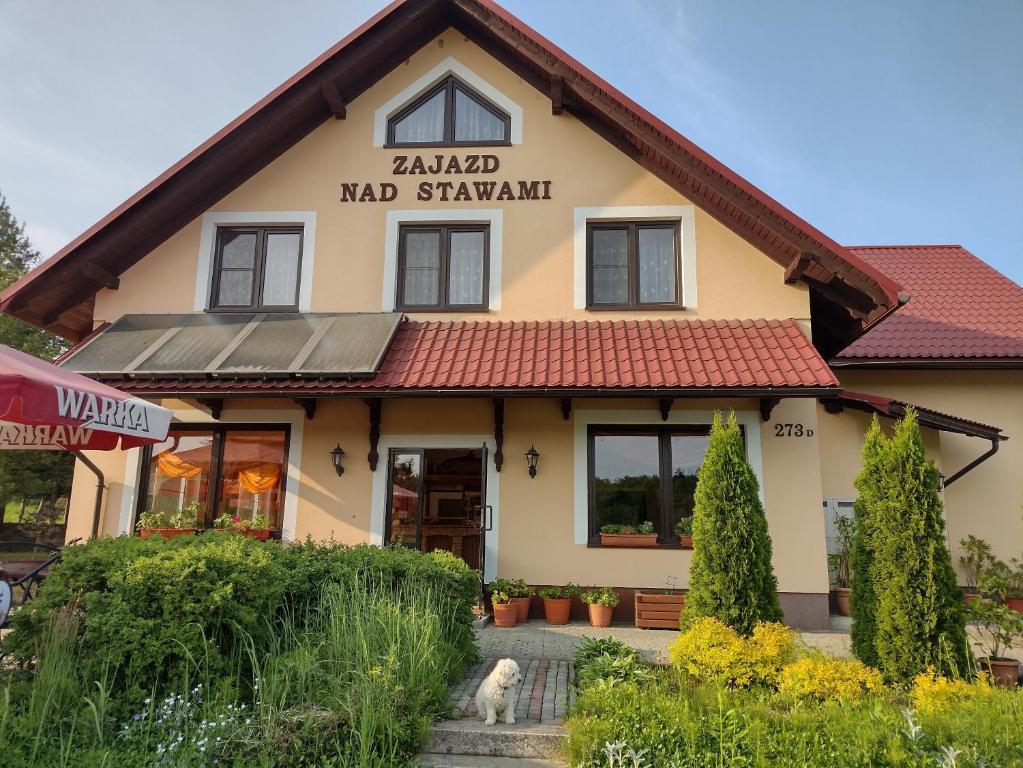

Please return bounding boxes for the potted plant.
[137,502,200,539]
[635,578,685,629]
[509,578,534,622]
[674,517,693,549]
[967,568,1023,686]
[599,521,658,548]
[828,515,854,616]
[1007,558,1023,613]
[959,535,995,604]
[539,583,580,625]
[491,590,518,629]
[581,586,620,627]
[213,512,273,540]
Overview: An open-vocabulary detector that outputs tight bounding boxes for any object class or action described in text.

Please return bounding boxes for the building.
[3,0,1019,629]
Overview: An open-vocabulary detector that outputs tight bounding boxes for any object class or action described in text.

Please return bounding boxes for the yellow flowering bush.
[910,670,994,714]
[778,652,884,702]
[669,617,796,688]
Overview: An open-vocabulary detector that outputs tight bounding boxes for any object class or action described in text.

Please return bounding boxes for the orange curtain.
[157,452,204,479]
[238,463,281,494]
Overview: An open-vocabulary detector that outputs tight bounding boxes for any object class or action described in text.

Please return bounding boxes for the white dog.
[475,658,523,726]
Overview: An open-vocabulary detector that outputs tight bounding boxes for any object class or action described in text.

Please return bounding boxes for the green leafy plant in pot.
[581,586,620,627]
[490,590,518,629]
[828,515,854,616]
[539,583,581,625]
[967,565,1023,686]
[599,521,658,548]
[674,516,694,549]
[137,500,201,539]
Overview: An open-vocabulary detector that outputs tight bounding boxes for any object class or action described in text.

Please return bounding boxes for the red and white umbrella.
[0,344,172,451]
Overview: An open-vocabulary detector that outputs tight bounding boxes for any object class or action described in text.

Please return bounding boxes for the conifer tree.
[681,411,782,635]
[850,416,884,666]
[868,409,970,681]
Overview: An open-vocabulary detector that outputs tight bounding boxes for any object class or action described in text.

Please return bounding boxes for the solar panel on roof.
[60,313,402,378]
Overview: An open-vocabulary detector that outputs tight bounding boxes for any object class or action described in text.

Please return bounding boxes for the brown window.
[135,425,290,534]
[209,226,303,311]
[396,224,489,311]
[586,221,681,308]
[386,76,510,147]
[587,425,711,546]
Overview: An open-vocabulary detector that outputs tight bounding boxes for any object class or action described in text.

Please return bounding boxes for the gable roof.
[70,317,839,397]
[833,245,1023,366]
[0,0,899,342]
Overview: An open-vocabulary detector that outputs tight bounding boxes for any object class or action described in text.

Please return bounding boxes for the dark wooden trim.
[492,397,505,472]
[550,73,563,115]
[295,398,317,420]
[320,79,346,119]
[560,397,572,421]
[830,358,1023,370]
[366,397,382,471]
[395,222,490,312]
[385,74,511,147]
[658,398,673,421]
[585,220,683,309]
[80,261,120,290]
[760,397,781,422]
[197,397,224,420]
[784,252,813,284]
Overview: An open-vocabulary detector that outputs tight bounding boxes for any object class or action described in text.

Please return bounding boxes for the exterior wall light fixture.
[525,445,540,478]
[330,443,346,477]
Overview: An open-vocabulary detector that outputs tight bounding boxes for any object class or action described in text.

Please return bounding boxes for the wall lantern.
[329,443,346,477]
[525,445,540,479]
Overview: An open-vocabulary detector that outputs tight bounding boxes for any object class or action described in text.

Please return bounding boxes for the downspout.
[943,438,1001,487]
[72,451,106,539]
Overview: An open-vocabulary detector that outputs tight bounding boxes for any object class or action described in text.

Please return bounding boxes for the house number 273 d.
[773,423,814,437]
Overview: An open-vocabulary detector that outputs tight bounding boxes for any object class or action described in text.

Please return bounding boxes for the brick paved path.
[448,657,574,725]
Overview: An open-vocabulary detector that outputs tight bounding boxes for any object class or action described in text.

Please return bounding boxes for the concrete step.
[425,719,567,760]
[418,754,565,767]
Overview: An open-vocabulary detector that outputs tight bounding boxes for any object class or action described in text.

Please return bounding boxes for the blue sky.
[1,0,1020,282]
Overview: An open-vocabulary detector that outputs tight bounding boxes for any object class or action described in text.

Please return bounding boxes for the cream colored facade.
[57,29,1017,633]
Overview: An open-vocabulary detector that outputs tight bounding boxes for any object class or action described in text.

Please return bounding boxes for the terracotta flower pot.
[140,528,197,540]
[833,587,852,617]
[493,602,518,628]
[979,657,1020,687]
[1004,597,1023,614]
[543,597,572,625]
[511,596,531,622]
[241,529,271,541]
[963,591,977,607]
[679,535,693,549]
[599,533,659,548]
[587,603,613,627]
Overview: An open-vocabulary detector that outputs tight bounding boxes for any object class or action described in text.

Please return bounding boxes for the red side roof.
[835,390,1003,440]
[103,318,838,396]
[834,245,1023,365]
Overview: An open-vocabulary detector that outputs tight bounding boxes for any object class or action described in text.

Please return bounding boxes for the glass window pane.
[591,228,629,304]
[448,230,486,305]
[593,434,661,534]
[216,430,286,531]
[453,87,506,142]
[219,231,257,268]
[402,231,441,306]
[216,270,253,307]
[638,227,677,303]
[388,451,422,547]
[141,430,214,529]
[261,232,301,306]
[392,89,446,144]
[670,434,710,534]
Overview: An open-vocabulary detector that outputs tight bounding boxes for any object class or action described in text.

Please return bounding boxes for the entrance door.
[384,447,485,571]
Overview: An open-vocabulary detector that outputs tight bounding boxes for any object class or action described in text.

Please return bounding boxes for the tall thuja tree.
[849,416,885,666]
[681,411,782,635]
[871,409,969,681]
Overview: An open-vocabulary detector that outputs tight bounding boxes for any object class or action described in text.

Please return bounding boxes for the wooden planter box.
[635,591,685,629]
[599,533,658,548]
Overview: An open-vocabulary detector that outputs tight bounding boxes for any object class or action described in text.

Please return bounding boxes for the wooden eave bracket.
[295,398,316,420]
[658,398,673,421]
[366,398,382,471]
[197,397,224,420]
[560,397,572,421]
[320,79,347,119]
[784,252,813,285]
[81,261,120,290]
[759,397,781,422]
[550,73,564,115]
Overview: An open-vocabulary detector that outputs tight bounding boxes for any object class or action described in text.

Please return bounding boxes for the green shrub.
[580,587,620,607]
[681,412,781,635]
[777,652,884,703]
[668,617,796,689]
[860,410,970,682]
[573,635,637,670]
[850,416,884,666]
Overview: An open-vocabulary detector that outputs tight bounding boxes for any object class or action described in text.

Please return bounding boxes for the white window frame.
[573,408,763,545]
[382,209,503,311]
[119,407,305,541]
[573,205,697,310]
[369,434,500,583]
[373,57,523,147]
[194,211,317,312]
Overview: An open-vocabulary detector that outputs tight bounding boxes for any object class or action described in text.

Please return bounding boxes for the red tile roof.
[835,245,1023,364]
[111,318,838,396]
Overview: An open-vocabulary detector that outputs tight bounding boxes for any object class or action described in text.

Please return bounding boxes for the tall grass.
[0,574,470,767]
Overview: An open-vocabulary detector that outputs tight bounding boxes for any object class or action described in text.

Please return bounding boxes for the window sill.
[585,304,686,312]
[398,307,492,314]
[587,539,691,550]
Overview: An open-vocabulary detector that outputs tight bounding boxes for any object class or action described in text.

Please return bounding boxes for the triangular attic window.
[387,75,510,146]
